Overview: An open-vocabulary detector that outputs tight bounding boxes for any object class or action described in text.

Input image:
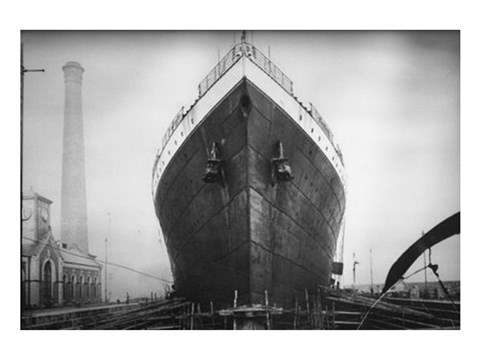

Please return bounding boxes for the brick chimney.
[60,61,89,254]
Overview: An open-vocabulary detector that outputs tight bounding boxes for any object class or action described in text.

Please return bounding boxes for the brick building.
[21,192,102,308]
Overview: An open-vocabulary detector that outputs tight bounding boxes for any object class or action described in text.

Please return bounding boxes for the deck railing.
[156,41,343,169]
[198,43,294,99]
[161,43,295,158]
[309,103,344,165]
[309,103,333,142]
[250,45,293,95]
[161,106,184,150]
[198,44,243,97]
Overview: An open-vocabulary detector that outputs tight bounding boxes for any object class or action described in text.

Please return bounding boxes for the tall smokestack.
[61,61,89,254]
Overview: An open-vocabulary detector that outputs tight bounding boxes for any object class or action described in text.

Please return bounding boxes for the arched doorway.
[22,268,26,308]
[42,262,52,307]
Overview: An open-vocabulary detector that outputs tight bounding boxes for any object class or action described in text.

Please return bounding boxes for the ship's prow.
[153,41,346,309]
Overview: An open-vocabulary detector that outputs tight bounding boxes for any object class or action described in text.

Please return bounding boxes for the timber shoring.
[21,290,460,330]
[323,290,460,330]
[22,298,191,330]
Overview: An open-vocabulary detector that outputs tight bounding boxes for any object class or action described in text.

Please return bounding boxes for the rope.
[428,264,458,313]
[427,247,458,313]
[357,246,460,329]
[22,237,173,284]
[356,264,429,330]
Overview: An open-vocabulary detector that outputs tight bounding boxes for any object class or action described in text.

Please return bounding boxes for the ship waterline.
[153,42,346,309]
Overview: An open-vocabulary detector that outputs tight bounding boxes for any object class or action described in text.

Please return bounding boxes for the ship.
[152,35,347,311]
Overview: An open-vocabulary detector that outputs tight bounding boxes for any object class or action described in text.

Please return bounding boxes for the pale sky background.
[21,30,460,300]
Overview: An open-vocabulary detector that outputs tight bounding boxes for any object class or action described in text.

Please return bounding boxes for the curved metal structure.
[382,211,460,293]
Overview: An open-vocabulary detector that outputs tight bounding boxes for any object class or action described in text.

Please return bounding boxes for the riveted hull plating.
[154,79,345,309]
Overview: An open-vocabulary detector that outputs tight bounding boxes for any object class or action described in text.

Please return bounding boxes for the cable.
[357,252,460,330]
[428,263,458,313]
[356,264,429,330]
[24,233,333,309]
[22,236,173,284]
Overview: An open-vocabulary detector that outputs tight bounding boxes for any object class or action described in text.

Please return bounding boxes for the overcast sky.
[21,30,460,299]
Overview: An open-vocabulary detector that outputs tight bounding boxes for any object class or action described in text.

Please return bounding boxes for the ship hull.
[155,79,345,309]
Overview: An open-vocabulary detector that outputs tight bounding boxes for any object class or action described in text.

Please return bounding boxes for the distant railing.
[309,103,333,141]
[161,106,184,150]
[309,103,344,165]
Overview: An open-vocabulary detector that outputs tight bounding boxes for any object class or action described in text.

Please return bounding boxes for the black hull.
[155,79,345,309]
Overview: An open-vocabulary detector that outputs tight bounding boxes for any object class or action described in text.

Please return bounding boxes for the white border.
[4,2,476,358]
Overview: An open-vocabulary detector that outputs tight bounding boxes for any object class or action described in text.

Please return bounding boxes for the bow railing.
[156,41,343,175]
[250,45,293,95]
[198,44,243,97]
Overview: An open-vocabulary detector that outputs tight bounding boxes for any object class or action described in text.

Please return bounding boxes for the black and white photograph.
[5,0,479,356]
[20,30,460,331]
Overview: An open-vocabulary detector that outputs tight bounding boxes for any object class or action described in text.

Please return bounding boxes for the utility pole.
[369,248,374,294]
[21,42,44,122]
[352,252,359,292]
[422,231,428,298]
[104,237,108,303]
[104,212,111,303]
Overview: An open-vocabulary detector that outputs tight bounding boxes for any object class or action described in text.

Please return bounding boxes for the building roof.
[22,190,53,204]
[22,228,101,270]
[60,245,102,269]
[22,238,42,257]
[22,228,55,258]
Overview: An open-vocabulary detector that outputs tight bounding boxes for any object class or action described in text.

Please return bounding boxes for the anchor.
[203,142,225,186]
[271,141,293,185]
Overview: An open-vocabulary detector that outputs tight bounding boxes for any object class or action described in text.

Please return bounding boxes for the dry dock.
[21,288,460,330]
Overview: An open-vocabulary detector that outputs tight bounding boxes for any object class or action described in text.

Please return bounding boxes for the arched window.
[83,277,88,299]
[86,277,90,298]
[79,276,83,298]
[67,275,73,302]
[72,275,77,299]
[92,278,97,298]
[42,262,52,306]
[62,275,67,301]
